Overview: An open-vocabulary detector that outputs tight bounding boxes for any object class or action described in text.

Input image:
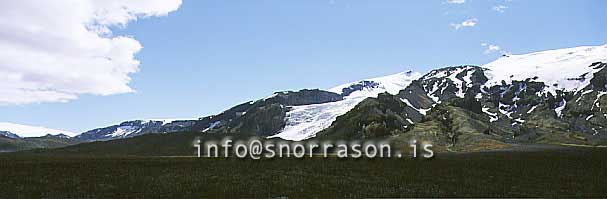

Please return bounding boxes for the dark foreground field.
[1,147,607,198]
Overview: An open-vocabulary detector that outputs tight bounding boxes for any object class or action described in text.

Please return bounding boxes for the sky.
[0,0,606,134]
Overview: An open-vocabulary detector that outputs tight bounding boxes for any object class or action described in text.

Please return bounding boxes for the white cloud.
[492,5,508,13]
[481,43,501,54]
[450,18,478,30]
[446,0,466,4]
[0,0,182,105]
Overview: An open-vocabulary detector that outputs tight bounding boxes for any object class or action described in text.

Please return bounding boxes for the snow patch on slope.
[0,122,76,137]
[270,71,422,141]
[106,126,140,138]
[482,107,499,122]
[203,121,221,132]
[401,98,430,115]
[555,99,567,117]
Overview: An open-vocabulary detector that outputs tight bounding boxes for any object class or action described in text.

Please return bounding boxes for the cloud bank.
[0,0,182,105]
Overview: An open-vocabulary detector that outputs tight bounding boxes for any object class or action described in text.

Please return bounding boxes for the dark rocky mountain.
[191,89,345,136]
[0,131,21,139]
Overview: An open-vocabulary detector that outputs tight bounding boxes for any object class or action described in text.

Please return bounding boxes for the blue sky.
[1,0,606,133]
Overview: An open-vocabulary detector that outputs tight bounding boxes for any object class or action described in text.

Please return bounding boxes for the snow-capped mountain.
[76,119,196,141]
[0,122,76,138]
[269,71,422,141]
[484,45,607,95]
[314,44,607,150]
[396,45,607,121]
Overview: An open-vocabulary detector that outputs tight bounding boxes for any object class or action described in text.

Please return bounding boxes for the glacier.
[269,71,422,141]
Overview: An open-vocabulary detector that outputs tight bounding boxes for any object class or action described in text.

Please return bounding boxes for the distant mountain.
[0,131,20,139]
[75,119,197,142]
[0,122,76,138]
[0,123,81,152]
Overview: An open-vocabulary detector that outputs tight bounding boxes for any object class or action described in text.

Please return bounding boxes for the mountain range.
[2,44,607,153]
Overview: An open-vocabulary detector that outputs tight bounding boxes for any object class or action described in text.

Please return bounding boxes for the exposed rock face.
[561,63,607,143]
[266,89,343,106]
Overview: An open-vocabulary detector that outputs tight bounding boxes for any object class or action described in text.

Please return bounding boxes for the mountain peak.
[329,70,423,95]
[483,44,607,95]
